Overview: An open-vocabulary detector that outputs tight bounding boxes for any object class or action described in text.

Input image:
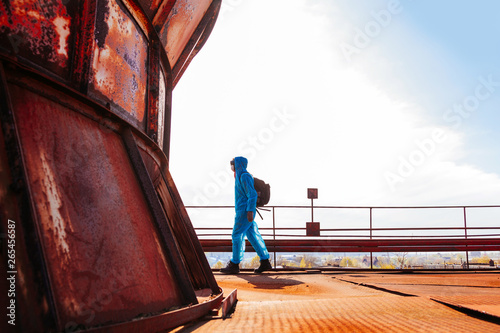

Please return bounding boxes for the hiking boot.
[254,259,272,274]
[220,261,240,274]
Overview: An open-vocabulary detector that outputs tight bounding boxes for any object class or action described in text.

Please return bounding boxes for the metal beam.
[199,238,500,253]
[122,128,198,305]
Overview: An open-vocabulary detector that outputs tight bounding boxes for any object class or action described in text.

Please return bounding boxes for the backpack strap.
[239,171,252,181]
[255,207,270,220]
[238,172,253,193]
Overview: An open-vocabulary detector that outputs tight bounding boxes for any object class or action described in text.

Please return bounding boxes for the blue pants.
[231,212,270,264]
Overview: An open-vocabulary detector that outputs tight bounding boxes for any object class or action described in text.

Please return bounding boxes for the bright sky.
[170,0,500,209]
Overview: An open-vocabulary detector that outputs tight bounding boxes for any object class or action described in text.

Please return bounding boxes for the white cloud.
[170,0,500,210]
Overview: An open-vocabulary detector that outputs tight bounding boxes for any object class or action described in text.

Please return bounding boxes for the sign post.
[306,188,320,236]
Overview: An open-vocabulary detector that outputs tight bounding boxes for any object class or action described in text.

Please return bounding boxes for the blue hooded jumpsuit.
[231,156,270,264]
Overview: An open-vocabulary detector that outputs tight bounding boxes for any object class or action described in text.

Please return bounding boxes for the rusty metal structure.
[0,0,224,332]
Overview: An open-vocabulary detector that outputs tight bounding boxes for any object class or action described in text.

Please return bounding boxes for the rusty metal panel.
[0,0,74,78]
[1,64,59,332]
[170,0,221,87]
[159,0,212,68]
[138,146,219,294]
[156,175,211,290]
[89,0,148,129]
[123,129,199,306]
[9,81,185,329]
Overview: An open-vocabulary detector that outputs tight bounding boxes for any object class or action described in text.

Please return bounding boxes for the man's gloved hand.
[247,211,253,222]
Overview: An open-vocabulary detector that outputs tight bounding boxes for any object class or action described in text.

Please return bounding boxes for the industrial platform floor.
[173,270,500,332]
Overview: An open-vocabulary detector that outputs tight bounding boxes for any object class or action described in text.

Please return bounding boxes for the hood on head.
[233,156,248,175]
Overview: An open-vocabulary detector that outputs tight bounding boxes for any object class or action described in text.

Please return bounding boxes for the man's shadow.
[236,273,304,290]
[173,274,305,332]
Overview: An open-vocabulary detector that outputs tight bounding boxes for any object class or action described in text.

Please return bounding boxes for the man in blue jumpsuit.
[220,156,272,274]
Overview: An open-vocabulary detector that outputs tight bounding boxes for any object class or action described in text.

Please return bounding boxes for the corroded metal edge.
[87,291,224,332]
[221,289,238,319]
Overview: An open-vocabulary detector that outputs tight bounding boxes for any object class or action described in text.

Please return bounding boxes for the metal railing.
[187,205,500,269]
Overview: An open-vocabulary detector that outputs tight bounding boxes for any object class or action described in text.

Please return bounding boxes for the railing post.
[311,198,314,222]
[370,207,373,270]
[464,207,469,269]
[273,206,276,269]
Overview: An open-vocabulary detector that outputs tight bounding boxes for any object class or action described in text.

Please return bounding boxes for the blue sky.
[170,0,500,209]
[329,0,500,178]
[407,1,500,175]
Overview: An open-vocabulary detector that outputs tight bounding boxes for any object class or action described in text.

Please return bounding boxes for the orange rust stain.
[91,0,147,123]
[38,151,72,260]
[0,0,71,66]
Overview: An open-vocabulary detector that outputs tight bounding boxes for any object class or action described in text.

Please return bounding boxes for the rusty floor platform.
[171,271,500,332]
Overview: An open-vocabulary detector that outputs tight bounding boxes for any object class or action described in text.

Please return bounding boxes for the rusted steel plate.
[339,273,500,322]
[89,0,148,128]
[0,82,51,331]
[123,129,198,305]
[160,0,212,68]
[433,296,500,321]
[10,82,185,330]
[148,147,220,293]
[206,273,500,333]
